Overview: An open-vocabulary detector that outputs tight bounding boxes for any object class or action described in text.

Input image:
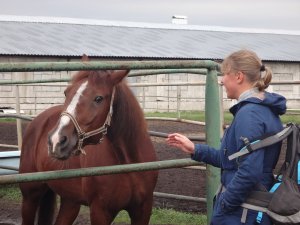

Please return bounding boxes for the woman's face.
[221,70,239,100]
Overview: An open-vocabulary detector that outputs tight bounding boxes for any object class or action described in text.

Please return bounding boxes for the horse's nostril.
[59,136,68,146]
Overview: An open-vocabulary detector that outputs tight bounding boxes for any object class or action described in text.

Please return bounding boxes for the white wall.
[0,57,299,115]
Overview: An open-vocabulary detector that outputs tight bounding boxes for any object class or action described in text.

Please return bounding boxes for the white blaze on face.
[49,81,88,152]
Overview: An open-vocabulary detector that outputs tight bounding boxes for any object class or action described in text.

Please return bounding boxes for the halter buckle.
[73,148,86,156]
[78,132,85,140]
[98,128,108,144]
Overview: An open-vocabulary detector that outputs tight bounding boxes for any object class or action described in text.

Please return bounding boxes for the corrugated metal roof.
[0,16,300,61]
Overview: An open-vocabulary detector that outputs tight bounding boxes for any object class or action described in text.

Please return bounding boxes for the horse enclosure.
[0,59,221,224]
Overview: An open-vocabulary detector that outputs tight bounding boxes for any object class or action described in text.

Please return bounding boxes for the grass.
[0,118,17,122]
[113,208,206,225]
[0,184,207,225]
[0,184,22,202]
[146,110,300,124]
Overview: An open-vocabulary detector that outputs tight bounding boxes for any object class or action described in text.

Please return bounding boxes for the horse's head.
[48,69,129,160]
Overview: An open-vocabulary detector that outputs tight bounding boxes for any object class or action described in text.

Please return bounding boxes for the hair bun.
[260,64,266,72]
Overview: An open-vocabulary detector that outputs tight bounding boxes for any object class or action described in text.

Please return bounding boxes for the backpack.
[229,123,300,225]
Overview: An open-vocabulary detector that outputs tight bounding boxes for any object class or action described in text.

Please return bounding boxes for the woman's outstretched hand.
[166,133,195,155]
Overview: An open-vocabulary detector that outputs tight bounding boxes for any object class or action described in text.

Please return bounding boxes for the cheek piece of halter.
[60,87,115,156]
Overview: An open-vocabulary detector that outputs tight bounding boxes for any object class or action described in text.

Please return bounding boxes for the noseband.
[60,87,115,155]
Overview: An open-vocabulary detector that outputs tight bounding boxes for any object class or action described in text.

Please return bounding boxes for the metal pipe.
[145,117,205,125]
[0,158,201,185]
[128,69,208,77]
[0,144,19,149]
[130,82,206,87]
[148,131,205,142]
[0,79,298,86]
[183,165,206,170]
[15,85,23,149]
[205,68,221,224]
[0,78,70,85]
[0,165,19,171]
[0,60,220,72]
[154,192,206,203]
[0,114,33,121]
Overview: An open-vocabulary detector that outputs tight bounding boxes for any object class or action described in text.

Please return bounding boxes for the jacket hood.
[230,91,287,116]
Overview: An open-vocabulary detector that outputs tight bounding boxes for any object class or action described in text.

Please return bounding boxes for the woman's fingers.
[166,133,195,154]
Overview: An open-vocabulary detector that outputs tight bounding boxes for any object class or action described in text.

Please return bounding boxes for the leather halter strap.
[60,87,115,155]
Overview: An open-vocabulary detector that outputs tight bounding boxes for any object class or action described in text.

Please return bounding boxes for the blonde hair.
[221,49,272,91]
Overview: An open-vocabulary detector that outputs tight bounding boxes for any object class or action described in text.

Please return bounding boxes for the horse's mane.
[108,81,148,156]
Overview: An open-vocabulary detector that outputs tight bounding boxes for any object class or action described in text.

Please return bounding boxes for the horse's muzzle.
[47,132,76,160]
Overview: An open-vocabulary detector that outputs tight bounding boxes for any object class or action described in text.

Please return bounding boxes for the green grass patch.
[0,118,17,122]
[113,208,207,225]
[0,185,207,225]
[146,110,300,124]
[0,184,21,202]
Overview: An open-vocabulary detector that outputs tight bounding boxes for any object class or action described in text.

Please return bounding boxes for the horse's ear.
[81,54,89,62]
[111,70,130,85]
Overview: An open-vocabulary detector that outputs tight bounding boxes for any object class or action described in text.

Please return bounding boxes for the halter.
[60,87,115,155]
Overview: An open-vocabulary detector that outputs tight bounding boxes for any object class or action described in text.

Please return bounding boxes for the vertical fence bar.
[219,84,224,132]
[177,86,181,119]
[142,87,145,110]
[15,85,22,149]
[205,68,221,224]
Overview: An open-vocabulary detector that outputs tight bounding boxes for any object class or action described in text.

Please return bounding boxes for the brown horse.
[19,69,158,225]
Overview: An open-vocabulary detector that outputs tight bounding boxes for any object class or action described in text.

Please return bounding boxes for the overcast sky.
[1,0,300,30]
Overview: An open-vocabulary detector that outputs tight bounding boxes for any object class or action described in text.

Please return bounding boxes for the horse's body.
[19,70,158,225]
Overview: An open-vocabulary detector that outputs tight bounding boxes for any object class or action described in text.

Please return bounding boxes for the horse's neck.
[110,85,151,162]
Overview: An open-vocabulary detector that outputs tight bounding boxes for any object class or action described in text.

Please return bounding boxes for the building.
[0,15,299,114]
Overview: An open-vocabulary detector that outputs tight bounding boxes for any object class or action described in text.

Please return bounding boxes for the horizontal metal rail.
[0,144,19,149]
[0,165,19,171]
[0,70,208,86]
[0,114,33,121]
[0,158,201,185]
[129,69,208,76]
[1,79,299,86]
[146,117,206,125]
[154,192,206,203]
[149,131,205,142]
[0,60,219,73]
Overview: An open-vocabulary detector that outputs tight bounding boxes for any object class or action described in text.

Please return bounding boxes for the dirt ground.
[0,120,207,224]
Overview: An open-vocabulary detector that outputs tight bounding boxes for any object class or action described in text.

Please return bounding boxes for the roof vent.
[172,15,188,25]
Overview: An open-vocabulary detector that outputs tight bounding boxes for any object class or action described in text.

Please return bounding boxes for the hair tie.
[260,64,265,72]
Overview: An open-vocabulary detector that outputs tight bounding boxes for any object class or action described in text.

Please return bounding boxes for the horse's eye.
[94,96,104,103]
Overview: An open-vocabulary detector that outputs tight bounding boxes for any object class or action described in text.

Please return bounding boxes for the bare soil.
[0,120,206,224]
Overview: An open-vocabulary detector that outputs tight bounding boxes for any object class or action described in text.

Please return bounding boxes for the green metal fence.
[0,60,221,224]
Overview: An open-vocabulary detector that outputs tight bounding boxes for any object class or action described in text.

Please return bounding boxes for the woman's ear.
[236,71,245,84]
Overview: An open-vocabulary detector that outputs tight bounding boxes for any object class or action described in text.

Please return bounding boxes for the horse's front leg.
[21,195,40,225]
[20,183,50,225]
[127,195,154,225]
[54,198,81,225]
[89,201,117,225]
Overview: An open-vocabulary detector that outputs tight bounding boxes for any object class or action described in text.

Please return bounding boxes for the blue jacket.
[192,91,286,225]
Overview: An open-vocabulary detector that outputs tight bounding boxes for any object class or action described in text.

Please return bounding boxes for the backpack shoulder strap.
[228,124,294,161]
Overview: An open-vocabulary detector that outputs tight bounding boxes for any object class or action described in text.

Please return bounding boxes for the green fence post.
[205,68,221,224]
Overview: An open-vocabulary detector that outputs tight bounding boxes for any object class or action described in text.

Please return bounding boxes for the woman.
[166,49,286,225]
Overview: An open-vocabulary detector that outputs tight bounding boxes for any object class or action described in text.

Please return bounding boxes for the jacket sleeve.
[191,144,222,168]
[221,109,265,212]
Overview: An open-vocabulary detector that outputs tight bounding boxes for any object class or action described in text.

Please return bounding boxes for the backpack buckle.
[240,136,253,153]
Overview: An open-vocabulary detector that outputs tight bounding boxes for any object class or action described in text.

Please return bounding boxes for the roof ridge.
[0,15,300,35]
